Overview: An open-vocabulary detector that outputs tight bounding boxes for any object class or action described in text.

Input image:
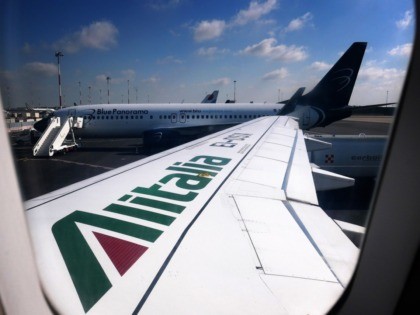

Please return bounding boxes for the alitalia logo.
[52,155,231,312]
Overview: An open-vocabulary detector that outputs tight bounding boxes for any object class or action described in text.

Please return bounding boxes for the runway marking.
[19,158,114,170]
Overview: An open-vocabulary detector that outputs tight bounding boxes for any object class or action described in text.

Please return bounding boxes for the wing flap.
[289,201,359,286]
[234,195,338,281]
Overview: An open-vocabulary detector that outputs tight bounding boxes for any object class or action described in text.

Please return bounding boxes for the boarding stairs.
[33,116,82,157]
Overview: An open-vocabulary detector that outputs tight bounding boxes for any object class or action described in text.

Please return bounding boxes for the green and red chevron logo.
[52,155,232,312]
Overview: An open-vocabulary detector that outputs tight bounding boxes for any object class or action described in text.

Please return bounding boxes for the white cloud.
[359,66,406,81]
[24,62,57,77]
[121,69,136,80]
[388,43,413,57]
[197,47,217,56]
[211,77,230,86]
[197,46,228,57]
[95,74,109,83]
[240,38,307,62]
[192,0,277,42]
[157,56,183,64]
[53,21,118,53]
[232,0,277,26]
[262,68,288,81]
[142,76,160,83]
[396,10,414,30]
[193,20,226,42]
[310,61,332,71]
[283,12,313,33]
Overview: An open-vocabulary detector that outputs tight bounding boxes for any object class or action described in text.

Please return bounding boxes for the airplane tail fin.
[300,42,367,110]
[201,90,219,103]
[279,87,305,115]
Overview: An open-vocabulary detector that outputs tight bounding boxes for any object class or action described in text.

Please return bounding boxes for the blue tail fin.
[201,90,219,103]
[300,42,367,111]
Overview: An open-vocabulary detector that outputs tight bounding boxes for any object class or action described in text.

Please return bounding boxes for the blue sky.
[0,0,415,108]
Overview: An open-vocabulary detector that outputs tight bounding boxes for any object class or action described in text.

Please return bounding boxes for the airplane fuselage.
[47,103,284,139]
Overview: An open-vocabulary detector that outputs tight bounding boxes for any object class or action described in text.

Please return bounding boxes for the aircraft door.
[171,113,177,123]
[180,113,186,123]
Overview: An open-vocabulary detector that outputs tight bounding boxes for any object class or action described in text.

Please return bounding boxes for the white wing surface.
[26,116,359,314]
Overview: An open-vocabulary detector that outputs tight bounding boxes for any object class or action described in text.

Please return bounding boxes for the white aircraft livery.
[33,42,368,148]
[26,115,359,314]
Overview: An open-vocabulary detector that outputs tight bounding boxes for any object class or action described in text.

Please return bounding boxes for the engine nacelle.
[142,129,180,147]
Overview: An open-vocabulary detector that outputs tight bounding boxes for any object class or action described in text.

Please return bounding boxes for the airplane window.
[0,1,414,314]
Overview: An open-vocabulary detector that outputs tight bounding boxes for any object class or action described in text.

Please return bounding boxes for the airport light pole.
[128,80,130,104]
[78,81,82,105]
[55,51,64,109]
[107,76,111,104]
[234,80,237,103]
[6,86,10,108]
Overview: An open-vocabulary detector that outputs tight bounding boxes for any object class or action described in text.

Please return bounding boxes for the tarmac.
[10,116,393,227]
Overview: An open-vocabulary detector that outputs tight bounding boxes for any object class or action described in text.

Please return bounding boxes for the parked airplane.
[32,42,368,148]
[25,103,56,114]
[201,90,219,103]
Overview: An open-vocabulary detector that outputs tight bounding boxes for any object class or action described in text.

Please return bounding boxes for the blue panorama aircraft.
[33,42,373,149]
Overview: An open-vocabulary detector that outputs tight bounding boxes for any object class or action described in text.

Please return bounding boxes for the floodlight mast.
[107,76,111,104]
[55,51,64,109]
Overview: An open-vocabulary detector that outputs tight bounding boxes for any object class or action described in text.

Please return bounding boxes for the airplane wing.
[25,116,359,315]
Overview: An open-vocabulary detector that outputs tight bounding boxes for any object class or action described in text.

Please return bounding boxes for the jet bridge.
[33,116,82,157]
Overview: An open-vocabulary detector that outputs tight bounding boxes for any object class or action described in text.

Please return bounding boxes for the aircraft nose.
[33,117,49,133]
